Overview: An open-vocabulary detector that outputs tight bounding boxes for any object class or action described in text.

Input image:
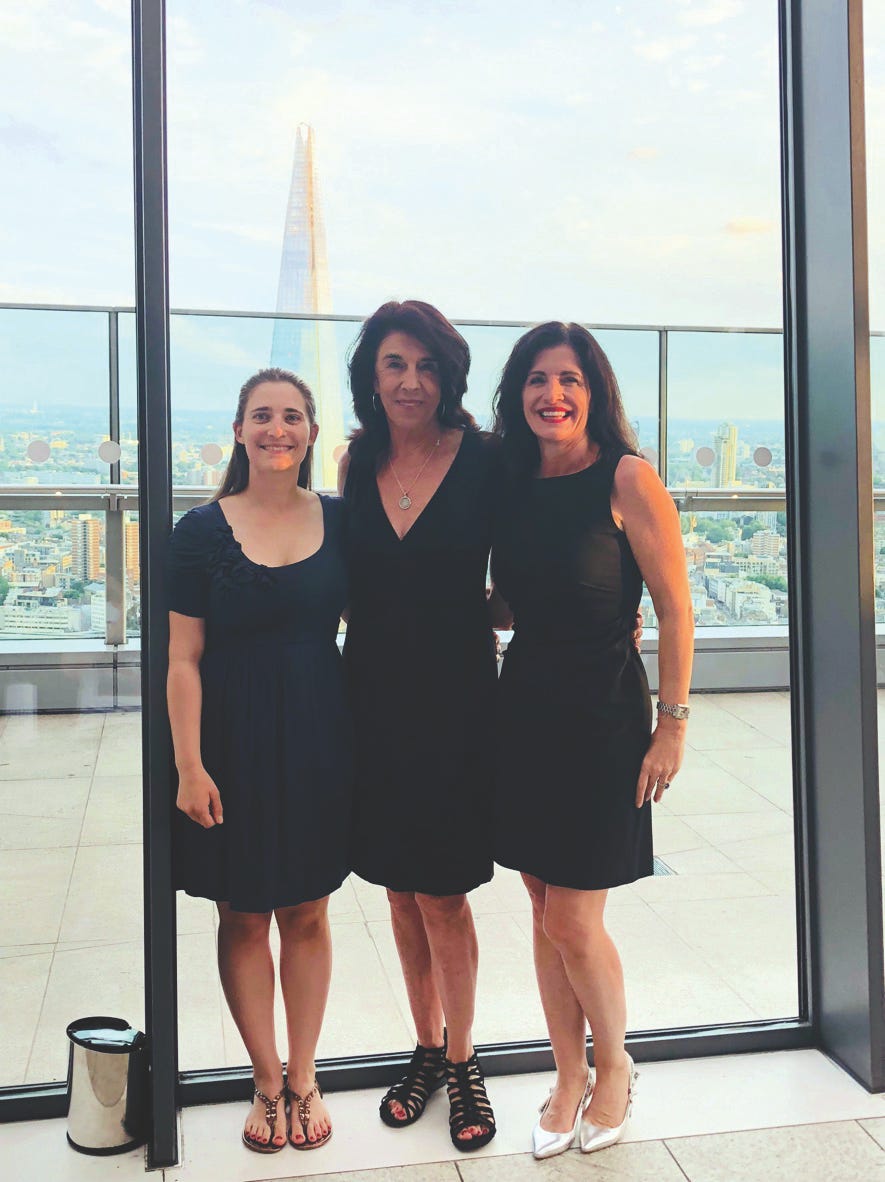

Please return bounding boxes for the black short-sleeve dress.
[342,430,499,896]
[167,496,353,913]
[491,451,653,890]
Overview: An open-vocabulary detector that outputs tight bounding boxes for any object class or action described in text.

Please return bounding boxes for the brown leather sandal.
[287,1079,332,1150]
[241,1087,285,1153]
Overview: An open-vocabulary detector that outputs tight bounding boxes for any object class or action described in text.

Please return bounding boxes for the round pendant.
[398,495,412,510]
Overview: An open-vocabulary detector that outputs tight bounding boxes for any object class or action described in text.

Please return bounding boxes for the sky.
[0,0,883,419]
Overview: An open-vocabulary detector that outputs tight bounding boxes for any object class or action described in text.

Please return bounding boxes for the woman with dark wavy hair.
[491,323,693,1159]
[338,301,498,1152]
[167,368,352,1154]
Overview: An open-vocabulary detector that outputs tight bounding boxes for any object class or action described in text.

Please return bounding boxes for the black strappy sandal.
[241,1087,285,1153]
[379,1037,447,1128]
[445,1052,497,1152]
[287,1078,332,1150]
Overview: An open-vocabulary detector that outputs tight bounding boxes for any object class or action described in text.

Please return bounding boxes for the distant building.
[713,422,738,486]
[750,530,782,558]
[124,519,139,583]
[70,515,101,581]
[271,124,344,489]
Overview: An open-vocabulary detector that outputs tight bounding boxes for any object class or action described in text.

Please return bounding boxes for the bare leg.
[276,897,333,1146]
[522,874,590,1133]
[384,890,446,1121]
[542,886,631,1129]
[216,903,285,1148]
[415,892,486,1141]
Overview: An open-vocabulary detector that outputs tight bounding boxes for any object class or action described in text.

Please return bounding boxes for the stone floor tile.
[0,812,82,851]
[0,776,91,821]
[0,951,51,1087]
[606,904,759,1030]
[79,774,142,845]
[631,871,771,904]
[296,1166,459,1182]
[682,810,793,846]
[59,843,143,943]
[663,752,775,816]
[859,1117,885,1150]
[665,1120,885,1181]
[458,1142,686,1181]
[0,847,74,945]
[647,895,799,1018]
[713,691,792,744]
[703,746,794,812]
[177,930,227,1072]
[652,815,710,856]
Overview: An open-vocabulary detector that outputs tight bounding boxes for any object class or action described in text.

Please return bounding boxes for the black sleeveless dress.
[491,451,653,890]
[343,430,499,895]
[166,496,353,913]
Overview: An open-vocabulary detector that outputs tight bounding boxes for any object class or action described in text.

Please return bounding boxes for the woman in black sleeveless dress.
[491,324,694,1159]
[167,369,351,1154]
[339,302,497,1151]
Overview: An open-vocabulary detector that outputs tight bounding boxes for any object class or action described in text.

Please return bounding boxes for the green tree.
[741,520,766,541]
[0,575,9,606]
[749,574,788,592]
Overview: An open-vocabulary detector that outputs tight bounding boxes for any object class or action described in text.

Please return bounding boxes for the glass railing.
[2,303,884,641]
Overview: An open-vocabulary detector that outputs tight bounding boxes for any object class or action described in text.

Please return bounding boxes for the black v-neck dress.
[343,429,499,895]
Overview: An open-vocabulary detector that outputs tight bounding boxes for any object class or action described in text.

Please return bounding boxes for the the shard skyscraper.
[271,124,344,488]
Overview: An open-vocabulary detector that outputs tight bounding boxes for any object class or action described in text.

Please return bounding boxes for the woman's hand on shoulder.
[336,448,351,496]
[176,765,224,827]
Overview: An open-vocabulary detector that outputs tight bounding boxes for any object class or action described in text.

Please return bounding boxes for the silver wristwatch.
[657,701,690,721]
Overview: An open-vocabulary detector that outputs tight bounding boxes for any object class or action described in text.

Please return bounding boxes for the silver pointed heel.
[578,1053,638,1154]
[531,1069,593,1160]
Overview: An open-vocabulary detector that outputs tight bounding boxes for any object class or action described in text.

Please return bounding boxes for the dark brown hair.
[492,322,638,476]
[212,367,317,499]
[347,300,478,463]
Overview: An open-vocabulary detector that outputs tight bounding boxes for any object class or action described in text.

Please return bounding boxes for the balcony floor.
[0,691,878,1086]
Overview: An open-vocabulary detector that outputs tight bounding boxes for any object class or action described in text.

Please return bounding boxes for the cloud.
[0,117,61,161]
[725,218,775,236]
[634,35,696,62]
[192,220,281,246]
[674,0,744,28]
[629,146,660,160]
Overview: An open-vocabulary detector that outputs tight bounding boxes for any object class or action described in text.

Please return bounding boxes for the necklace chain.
[388,437,441,510]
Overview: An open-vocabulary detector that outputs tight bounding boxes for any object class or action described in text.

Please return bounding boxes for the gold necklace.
[388,437,441,510]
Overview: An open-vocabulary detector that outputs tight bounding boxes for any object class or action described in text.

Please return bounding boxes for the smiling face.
[234,380,318,476]
[521,344,591,448]
[374,331,442,434]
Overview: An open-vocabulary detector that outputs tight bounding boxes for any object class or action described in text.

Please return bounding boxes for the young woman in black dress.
[491,323,694,1158]
[338,301,498,1151]
[167,368,352,1154]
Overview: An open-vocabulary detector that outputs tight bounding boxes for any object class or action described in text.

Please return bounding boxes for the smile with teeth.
[261,444,294,451]
[538,408,572,421]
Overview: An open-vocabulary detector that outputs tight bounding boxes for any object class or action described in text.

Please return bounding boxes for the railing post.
[658,328,668,482]
[105,311,126,648]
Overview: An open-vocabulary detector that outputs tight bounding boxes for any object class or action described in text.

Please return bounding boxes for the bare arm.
[167,611,223,827]
[487,582,513,629]
[612,455,694,807]
[336,449,351,496]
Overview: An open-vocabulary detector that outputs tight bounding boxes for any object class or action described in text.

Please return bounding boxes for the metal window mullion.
[779,0,883,1089]
[132,0,178,1167]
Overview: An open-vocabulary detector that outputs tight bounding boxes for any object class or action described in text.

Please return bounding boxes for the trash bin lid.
[66,1017,145,1053]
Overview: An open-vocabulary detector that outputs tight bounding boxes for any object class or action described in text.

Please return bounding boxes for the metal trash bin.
[66,1017,148,1155]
